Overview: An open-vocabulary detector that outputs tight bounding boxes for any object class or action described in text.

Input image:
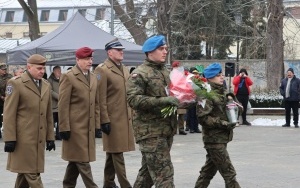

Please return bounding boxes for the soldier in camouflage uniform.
[127,35,179,188]
[195,63,241,188]
[0,63,13,138]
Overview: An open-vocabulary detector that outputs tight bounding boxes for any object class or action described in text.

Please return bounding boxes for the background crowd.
[0,33,298,188]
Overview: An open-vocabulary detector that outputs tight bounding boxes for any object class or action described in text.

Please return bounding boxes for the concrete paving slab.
[0,120,299,188]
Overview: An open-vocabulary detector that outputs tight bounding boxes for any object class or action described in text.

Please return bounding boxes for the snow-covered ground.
[250,118,286,126]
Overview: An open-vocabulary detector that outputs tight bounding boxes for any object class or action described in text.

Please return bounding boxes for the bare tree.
[108,0,179,45]
[108,0,148,45]
[18,0,40,41]
[266,0,284,91]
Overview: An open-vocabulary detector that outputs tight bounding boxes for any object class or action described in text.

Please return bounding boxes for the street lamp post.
[234,12,242,75]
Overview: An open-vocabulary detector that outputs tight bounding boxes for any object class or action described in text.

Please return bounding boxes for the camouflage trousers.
[195,143,241,188]
[133,136,175,188]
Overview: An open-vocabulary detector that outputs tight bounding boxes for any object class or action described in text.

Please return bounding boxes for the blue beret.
[142,35,166,53]
[204,63,222,79]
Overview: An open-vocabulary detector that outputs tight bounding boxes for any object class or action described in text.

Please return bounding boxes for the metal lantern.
[226,98,239,123]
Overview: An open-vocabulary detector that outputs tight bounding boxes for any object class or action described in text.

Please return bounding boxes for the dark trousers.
[236,95,249,122]
[104,152,131,188]
[63,162,98,188]
[195,144,240,188]
[15,173,43,188]
[187,106,199,131]
[284,100,299,125]
[53,112,60,139]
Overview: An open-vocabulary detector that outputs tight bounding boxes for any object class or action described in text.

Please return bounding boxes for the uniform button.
[40,127,43,129]
[39,141,42,143]
[41,113,43,115]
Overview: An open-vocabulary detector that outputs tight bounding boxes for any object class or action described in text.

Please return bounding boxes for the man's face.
[0,69,7,76]
[27,64,45,80]
[14,69,24,76]
[148,45,168,63]
[287,71,294,78]
[76,57,93,72]
[108,48,124,63]
[53,68,61,78]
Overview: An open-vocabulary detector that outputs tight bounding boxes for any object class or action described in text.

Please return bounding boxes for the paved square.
[1,116,299,187]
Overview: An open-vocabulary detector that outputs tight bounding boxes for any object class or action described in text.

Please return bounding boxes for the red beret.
[172,61,180,68]
[76,47,94,59]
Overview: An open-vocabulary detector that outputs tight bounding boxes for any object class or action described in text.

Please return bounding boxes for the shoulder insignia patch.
[6,84,13,95]
[96,74,101,80]
[42,78,49,83]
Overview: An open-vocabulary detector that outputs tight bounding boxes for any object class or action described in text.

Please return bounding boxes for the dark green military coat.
[127,59,177,142]
[196,82,233,144]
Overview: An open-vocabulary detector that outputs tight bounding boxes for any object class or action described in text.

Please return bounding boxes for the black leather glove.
[4,141,16,152]
[60,131,71,140]
[101,123,111,135]
[95,128,102,138]
[46,141,55,151]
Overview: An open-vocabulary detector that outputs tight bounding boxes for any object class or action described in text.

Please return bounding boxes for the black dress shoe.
[179,130,187,135]
[190,130,195,133]
[295,124,299,128]
[185,127,189,131]
[194,129,202,133]
[282,124,290,127]
[242,121,252,126]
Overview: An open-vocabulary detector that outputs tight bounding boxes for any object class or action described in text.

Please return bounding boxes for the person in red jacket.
[233,68,253,125]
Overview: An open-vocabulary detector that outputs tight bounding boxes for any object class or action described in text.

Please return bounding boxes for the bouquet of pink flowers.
[161,66,215,118]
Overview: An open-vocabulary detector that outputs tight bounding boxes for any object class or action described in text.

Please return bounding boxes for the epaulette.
[99,63,105,67]
[12,75,21,80]
[42,78,49,83]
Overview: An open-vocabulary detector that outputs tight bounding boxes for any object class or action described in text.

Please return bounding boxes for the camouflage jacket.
[0,73,13,105]
[196,82,234,144]
[126,59,177,142]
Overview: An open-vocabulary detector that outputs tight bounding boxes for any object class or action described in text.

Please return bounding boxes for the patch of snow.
[251,118,285,126]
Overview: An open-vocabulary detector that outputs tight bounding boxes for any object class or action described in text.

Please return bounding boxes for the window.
[23,32,30,37]
[6,32,12,38]
[78,9,86,17]
[22,13,28,22]
[40,10,50,21]
[95,8,105,20]
[5,11,15,22]
[58,10,68,21]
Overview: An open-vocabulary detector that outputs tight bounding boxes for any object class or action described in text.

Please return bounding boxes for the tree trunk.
[266,0,284,91]
[18,0,40,41]
[108,0,147,45]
